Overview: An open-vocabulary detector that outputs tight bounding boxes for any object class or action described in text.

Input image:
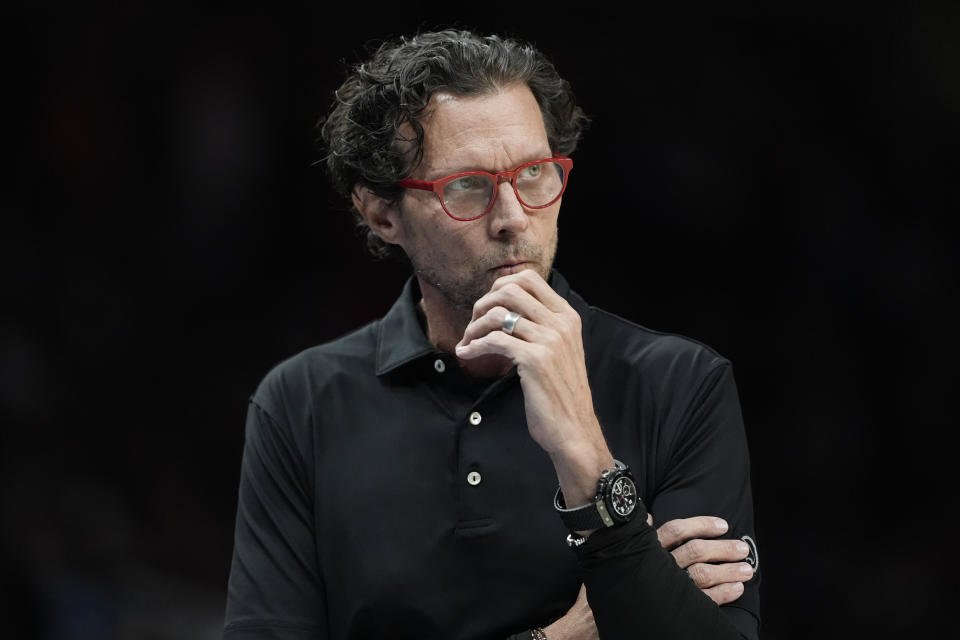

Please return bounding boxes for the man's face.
[394,83,561,311]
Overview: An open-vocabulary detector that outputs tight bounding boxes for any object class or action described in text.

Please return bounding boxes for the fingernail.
[736,542,749,554]
[732,582,744,592]
[455,345,467,354]
[740,564,754,576]
[714,519,728,532]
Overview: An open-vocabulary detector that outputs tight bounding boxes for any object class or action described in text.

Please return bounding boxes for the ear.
[352,186,404,245]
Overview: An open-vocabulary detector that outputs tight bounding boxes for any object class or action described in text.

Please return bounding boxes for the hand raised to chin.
[455,269,615,507]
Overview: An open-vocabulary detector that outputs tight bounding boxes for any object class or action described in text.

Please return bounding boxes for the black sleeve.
[573,362,760,639]
[223,399,328,638]
[574,516,743,640]
[649,362,761,637]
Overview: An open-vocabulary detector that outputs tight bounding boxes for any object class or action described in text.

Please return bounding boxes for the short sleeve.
[224,398,328,638]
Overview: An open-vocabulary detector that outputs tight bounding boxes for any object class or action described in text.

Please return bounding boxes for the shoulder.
[576,300,744,459]
[251,320,380,420]
[578,297,730,383]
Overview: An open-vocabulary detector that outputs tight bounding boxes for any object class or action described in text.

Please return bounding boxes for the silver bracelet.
[531,628,548,640]
[566,532,588,548]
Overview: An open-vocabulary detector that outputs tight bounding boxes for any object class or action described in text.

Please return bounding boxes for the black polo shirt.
[224,271,760,639]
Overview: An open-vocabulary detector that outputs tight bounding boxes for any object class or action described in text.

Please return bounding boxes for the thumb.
[577,584,588,603]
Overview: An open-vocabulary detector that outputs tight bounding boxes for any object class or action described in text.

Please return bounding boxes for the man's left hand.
[541,514,751,636]
[648,513,753,605]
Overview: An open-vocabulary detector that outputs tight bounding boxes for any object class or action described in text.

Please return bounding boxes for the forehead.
[416,83,551,178]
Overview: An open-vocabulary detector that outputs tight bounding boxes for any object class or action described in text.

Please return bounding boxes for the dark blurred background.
[3,4,956,639]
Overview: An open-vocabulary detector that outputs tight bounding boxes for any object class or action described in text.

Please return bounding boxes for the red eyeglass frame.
[396,154,573,221]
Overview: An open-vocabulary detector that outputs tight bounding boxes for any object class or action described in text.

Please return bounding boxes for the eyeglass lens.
[441,160,566,219]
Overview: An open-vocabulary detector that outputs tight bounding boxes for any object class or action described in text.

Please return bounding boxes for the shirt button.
[467,471,482,486]
[469,411,482,426]
[433,359,446,373]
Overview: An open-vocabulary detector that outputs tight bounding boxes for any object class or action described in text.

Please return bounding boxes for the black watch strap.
[554,487,613,530]
[553,460,639,531]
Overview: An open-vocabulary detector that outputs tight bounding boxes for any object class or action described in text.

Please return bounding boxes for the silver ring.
[501,311,521,335]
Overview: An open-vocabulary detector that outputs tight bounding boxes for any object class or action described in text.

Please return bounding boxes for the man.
[225,30,760,639]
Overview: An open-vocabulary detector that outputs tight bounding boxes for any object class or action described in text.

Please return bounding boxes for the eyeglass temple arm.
[395,179,435,190]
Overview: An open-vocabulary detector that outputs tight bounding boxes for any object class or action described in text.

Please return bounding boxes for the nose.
[486,179,530,237]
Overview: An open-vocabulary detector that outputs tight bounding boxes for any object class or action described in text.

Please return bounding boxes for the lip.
[490,261,531,274]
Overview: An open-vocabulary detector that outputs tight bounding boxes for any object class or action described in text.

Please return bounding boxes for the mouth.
[489,261,531,274]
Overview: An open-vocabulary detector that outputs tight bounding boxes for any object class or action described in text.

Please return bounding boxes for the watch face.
[609,476,637,518]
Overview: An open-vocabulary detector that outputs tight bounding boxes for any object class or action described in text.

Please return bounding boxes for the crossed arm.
[540,514,755,640]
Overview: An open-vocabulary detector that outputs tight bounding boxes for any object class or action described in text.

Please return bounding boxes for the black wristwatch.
[554,460,640,532]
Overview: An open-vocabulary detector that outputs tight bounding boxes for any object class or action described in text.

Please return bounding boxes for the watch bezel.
[601,467,638,523]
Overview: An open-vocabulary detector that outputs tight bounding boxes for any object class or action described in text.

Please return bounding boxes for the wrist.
[548,441,615,507]
[555,460,642,539]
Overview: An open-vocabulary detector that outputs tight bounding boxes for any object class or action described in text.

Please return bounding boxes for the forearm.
[573,516,745,639]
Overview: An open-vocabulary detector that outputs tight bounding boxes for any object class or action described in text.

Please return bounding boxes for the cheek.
[408,220,475,264]
[535,205,561,237]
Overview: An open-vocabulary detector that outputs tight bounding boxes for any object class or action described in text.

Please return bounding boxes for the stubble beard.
[412,235,558,313]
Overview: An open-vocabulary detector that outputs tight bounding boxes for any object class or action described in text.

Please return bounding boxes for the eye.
[446,175,485,192]
[519,163,543,179]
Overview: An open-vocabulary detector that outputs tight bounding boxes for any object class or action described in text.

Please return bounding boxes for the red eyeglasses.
[396,154,573,221]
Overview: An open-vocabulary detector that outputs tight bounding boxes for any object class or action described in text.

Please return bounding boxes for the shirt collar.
[375,269,579,376]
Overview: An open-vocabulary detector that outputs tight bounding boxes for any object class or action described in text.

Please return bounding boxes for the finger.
[489,269,568,311]
[701,581,744,606]
[460,306,535,347]
[672,538,751,569]
[472,280,554,325]
[685,562,755,589]
[576,583,588,604]
[454,325,538,362]
[646,512,654,527]
[656,516,728,549]
[458,312,556,359]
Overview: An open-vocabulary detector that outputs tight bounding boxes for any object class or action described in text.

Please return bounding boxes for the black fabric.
[224,271,761,639]
[575,516,743,639]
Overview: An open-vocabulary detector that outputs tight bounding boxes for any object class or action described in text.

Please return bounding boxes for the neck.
[417,280,512,379]
[418,285,471,354]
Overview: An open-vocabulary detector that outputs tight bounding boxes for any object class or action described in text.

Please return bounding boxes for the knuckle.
[687,564,707,587]
[472,298,485,316]
[505,282,523,297]
[685,538,705,560]
[661,519,684,542]
[543,328,562,347]
[530,343,550,362]
[489,329,508,343]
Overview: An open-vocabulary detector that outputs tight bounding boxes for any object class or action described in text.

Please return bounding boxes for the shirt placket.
[420,354,524,534]
[454,374,520,534]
